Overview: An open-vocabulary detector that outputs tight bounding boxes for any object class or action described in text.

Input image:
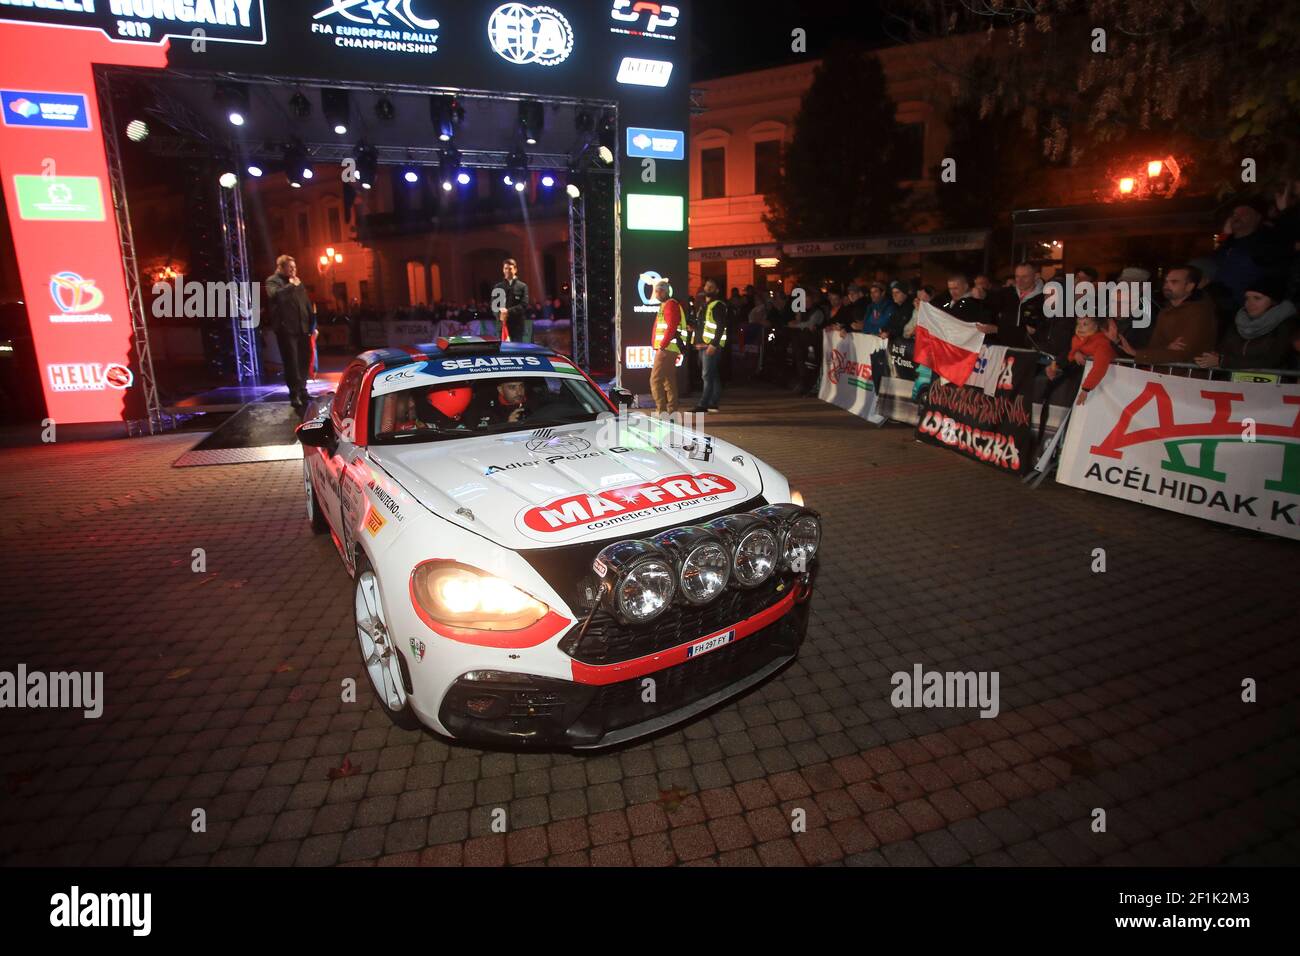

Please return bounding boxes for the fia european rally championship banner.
[1056,364,1300,540]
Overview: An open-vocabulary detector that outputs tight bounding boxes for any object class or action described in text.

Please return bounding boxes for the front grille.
[560,572,798,665]
[580,613,802,735]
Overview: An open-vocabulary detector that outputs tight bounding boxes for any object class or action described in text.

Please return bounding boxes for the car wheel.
[354,556,420,730]
[304,461,329,534]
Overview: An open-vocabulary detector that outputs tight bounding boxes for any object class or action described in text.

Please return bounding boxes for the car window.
[371,374,608,443]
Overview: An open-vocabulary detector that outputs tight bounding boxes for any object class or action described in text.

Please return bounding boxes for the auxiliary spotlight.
[540,173,555,188]
[439,147,463,190]
[288,91,311,119]
[218,171,238,189]
[518,100,544,145]
[566,183,581,199]
[374,96,396,122]
[125,119,148,142]
[322,88,350,135]
[216,82,250,127]
[284,142,312,187]
[246,163,264,177]
[431,95,464,142]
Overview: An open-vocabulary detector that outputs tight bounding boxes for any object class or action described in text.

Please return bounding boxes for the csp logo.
[488,3,573,66]
[49,272,104,314]
[313,0,440,29]
[610,1,679,39]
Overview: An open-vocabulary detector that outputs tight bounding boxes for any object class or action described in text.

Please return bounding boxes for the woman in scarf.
[1195,275,1297,370]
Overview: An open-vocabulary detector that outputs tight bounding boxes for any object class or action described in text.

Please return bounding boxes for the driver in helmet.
[416,384,474,429]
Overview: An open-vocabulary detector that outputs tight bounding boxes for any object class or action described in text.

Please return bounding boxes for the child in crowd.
[1047,314,1116,405]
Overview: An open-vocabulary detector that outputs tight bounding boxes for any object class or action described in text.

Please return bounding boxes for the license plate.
[687,629,734,658]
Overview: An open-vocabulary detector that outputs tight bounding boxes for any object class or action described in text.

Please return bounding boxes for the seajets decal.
[371,355,579,396]
[516,472,746,542]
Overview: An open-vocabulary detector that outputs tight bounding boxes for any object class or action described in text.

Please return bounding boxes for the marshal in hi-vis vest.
[653,300,682,353]
[700,299,728,347]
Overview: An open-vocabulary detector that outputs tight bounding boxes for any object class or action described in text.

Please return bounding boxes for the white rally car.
[297,338,820,748]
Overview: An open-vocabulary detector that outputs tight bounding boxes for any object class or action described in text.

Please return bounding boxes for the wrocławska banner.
[915,348,1038,474]
[1056,365,1300,539]
[819,330,883,420]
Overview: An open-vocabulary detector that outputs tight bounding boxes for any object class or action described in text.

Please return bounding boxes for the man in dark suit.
[492,257,529,342]
[264,254,315,411]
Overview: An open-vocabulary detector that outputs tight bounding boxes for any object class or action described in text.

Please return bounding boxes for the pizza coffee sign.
[1056,365,1300,539]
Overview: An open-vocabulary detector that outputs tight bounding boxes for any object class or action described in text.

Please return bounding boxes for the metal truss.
[217,183,259,385]
[568,190,590,370]
[95,68,166,436]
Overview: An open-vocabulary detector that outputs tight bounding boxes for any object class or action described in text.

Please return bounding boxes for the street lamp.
[1118,177,1135,194]
[1146,160,1163,177]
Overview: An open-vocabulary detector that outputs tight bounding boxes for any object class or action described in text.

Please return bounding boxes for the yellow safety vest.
[653,301,680,353]
[700,299,728,347]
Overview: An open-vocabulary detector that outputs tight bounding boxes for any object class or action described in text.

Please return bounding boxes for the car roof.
[356,337,558,371]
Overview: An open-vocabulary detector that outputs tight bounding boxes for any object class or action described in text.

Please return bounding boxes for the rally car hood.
[368,415,765,550]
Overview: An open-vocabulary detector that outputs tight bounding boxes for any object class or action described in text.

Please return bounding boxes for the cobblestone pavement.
[1,386,1297,867]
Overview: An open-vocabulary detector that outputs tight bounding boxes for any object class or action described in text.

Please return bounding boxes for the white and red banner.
[1056,364,1300,539]
[913,301,984,386]
[819,330,885,420]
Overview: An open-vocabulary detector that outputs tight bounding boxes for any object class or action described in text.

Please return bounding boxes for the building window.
[895,123,925,181]
[359,280,370,305]
[754,140,781,195]
[297,211,310,247]
[406,261,428,306]
[326,206,342,244]
[701,147,726,199]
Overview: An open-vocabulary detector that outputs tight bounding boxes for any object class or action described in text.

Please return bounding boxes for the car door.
[311,361,363,538]
[331,362,370,573]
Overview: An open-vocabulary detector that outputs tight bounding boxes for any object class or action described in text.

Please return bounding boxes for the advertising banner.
[869,336,928,426]
[818,330,883,420]
[1056,364,1300,539]
[915,347,1037,474]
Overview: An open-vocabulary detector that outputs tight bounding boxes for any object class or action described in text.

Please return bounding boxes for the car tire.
[353,555,420,730]
[304,461,329,535]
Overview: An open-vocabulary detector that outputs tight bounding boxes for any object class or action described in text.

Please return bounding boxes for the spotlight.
[597,145,613,166]
[430,95,464,142]
[216,82,250,128]
[541,173,555,188]
[125,119,148,142]
[284,142,312,187]
[246,163,264,177]
[218,171,237,189]
[518,100,544,145]
[566,183,581,199]
[403,166,420,184]
[375,96,396,122]
[353,143,378,190]
[322,88,350,136]
[439,147,463,190]
[505,148,528,192]
[288,92,311,119]
[598,110,616,151]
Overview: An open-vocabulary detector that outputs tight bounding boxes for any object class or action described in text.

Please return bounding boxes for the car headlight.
[593,540,676,623]
[706,514,778,588]
[411,561,549,631]
[754,503,822,569]
[652,526,731,605]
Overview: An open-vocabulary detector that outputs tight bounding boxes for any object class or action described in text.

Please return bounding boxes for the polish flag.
[913,301,985,385]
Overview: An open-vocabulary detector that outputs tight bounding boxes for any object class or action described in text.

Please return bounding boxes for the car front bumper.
[436,574,814,749]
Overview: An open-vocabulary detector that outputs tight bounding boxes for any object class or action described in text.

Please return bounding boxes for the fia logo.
[488,3,574,66]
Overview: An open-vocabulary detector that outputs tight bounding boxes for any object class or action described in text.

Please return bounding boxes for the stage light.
[439,147,466,190]
[218,171,238,189]
[284,142,312,187]
[457,170,472,186]
[541,174,555,188]
[302,167,314,179]
[505,148,528,191]
[125,119,148,142]
[519,100,544,145]
[431,95,464,142]
[403,167,420,184]
[566,183,581,199]
[247,164,264,177]
[375,97,396,122]
[289,92,311,119]
[353,144,378,190]
[216,82,250,128]
[322,88,350,136]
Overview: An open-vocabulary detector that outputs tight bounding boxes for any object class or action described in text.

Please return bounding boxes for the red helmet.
[426,386,473,419]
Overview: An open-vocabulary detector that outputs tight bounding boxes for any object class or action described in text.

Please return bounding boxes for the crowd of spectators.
[717,190,1300,402]
[313,296,571,350]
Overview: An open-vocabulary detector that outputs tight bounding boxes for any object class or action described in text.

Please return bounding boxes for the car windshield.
[371,374,611,443]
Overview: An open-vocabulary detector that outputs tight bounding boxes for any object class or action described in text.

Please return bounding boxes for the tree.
[882,1,1300,186]
[763,43,911,283]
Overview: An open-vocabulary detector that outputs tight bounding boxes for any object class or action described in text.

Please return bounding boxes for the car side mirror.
[610,387,634,408]
[296,416,336,448]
